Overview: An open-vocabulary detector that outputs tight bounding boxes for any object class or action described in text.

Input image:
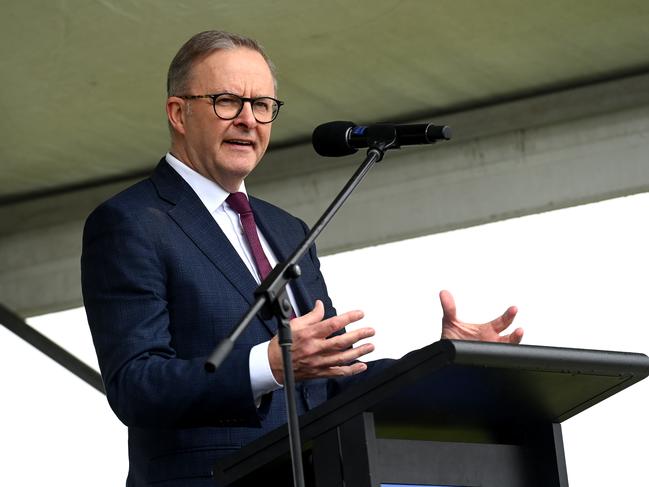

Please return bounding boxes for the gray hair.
[167,30,277,97]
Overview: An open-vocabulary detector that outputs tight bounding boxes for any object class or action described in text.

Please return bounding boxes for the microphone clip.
[362,124,398,160]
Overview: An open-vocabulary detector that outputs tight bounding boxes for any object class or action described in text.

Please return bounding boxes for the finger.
[501,327,524,344]
[490,306,518,333]
[327,361,369,377]
[311,309,365,339]
[315,342,375,368]
[296,362,368,380]
[293,326,374,365]
[323,326,376,351]
[439,290,457,320]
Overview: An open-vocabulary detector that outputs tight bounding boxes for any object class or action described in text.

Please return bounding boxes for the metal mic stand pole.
[206,125,398,487]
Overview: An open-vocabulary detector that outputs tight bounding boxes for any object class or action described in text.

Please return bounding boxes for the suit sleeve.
[81,202,261,429]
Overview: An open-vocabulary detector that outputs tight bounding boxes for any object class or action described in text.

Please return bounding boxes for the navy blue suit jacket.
[81,160,346,485]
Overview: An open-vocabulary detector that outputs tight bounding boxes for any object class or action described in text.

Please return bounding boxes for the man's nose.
[234,101,257,126]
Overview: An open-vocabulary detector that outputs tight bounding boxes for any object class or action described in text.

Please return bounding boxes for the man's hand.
[268,300,375,384]
[439,290,523,344]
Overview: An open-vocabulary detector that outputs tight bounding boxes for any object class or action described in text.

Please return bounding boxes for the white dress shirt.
[165,153,298,403]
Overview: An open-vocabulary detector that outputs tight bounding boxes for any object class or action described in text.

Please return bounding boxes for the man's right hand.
[267,300,375,384]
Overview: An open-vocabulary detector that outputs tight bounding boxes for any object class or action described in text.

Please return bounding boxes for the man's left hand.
[439,290,524,344]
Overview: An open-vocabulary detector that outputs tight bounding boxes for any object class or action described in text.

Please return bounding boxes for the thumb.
[439,290,457,320]
[296,299,325,325]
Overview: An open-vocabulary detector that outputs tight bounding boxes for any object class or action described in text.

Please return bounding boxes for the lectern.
[213,340,649,486]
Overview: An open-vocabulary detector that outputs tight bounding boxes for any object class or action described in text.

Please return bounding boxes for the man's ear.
[166,97,187,135]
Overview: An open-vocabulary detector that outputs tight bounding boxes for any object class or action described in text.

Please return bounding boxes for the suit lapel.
[251,198,314,316]
[151,161,277,335]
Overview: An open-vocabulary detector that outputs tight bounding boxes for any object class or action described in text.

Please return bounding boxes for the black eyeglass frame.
[177,93,284,124]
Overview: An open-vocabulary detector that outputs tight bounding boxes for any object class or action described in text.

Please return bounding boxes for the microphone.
[312,121,452,157]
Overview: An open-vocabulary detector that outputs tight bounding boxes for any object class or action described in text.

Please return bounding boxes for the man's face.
[171,47,276,191]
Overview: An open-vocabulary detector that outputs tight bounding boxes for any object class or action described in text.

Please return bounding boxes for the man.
[81,30,523,486]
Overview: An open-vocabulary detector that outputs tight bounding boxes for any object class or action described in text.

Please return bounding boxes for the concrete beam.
[1,73,648,316]
[252,73,649,252]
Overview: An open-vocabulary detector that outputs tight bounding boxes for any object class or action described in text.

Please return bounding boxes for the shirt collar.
[165,152,247,213]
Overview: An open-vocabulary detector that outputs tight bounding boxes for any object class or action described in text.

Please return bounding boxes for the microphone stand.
[205,125,399,487]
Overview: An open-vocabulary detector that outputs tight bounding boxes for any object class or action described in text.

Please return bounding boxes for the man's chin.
[220,161,260,188]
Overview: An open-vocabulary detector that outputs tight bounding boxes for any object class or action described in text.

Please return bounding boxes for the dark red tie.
[226,192,274,281]
[227,192,297,320]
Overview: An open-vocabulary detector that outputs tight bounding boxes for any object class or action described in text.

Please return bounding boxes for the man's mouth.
[225,139,254,147]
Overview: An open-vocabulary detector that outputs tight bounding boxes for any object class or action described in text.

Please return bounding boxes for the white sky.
[1,193,648,486]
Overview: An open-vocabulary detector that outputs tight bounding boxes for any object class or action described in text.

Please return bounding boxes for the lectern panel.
[382,484,469,487]
[213,341,649,487]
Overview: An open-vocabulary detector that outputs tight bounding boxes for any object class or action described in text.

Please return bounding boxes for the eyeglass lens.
[213,94,279,123]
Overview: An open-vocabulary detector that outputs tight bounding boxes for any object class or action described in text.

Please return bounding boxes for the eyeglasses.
[178,93,284,124]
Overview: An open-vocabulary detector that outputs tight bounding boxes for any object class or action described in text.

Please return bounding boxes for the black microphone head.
[312,121,357,157]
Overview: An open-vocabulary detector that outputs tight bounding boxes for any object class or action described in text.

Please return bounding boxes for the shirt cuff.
[249,340,283,407]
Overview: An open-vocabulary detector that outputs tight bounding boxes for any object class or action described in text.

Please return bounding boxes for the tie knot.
[226,192,252,215]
